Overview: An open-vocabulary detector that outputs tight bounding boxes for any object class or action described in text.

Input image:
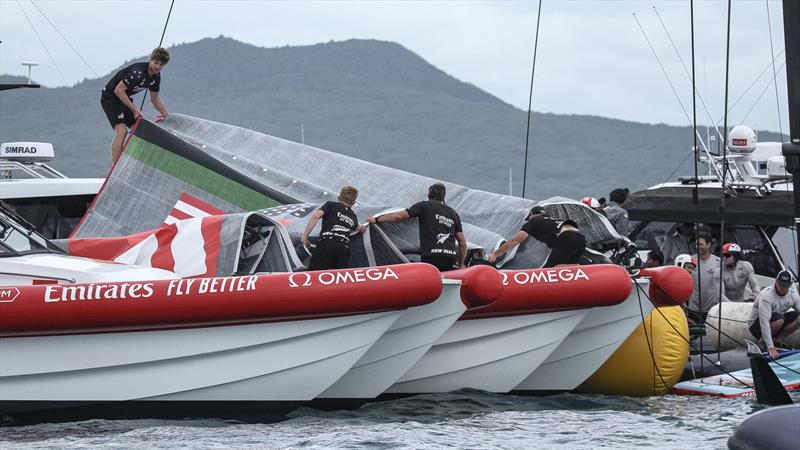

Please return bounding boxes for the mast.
[781,0,800,275]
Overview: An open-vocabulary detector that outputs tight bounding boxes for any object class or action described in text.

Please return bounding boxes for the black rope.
[140,0,176,110]
[521,0,542,199]
[634,283,674,394]
[717,0,733,364]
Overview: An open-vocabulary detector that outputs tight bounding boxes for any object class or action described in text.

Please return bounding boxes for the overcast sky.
[0,0,790,133]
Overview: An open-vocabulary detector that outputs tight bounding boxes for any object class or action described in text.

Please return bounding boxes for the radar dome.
[727,125,757,153]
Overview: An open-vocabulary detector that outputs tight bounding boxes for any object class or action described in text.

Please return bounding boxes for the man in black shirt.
[487,206,586,268]
[368,183,467,272]
[101,47,171,162]
[302,186,365,270]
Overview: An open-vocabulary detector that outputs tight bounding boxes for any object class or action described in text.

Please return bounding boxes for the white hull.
[386,309,588,394]
[514,278,653,391]
[0,311,401,410]
[320,281,466,398]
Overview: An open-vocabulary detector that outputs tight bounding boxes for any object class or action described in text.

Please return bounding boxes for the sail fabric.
[72,115,624,269]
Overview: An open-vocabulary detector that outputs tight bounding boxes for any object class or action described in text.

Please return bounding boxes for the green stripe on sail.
[124,135,281,210]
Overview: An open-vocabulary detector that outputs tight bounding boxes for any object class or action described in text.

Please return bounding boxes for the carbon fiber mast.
[782,0,800,276]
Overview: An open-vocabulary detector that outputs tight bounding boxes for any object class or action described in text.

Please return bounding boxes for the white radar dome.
[727,125,757,153]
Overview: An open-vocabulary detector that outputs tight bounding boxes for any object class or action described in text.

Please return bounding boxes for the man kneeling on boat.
[749,270,800,359]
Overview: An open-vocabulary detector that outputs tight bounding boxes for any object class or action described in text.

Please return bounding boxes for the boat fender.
[463,264,632,318]
[442,265,503,308]
[728,405,800,450]
[638,266,693,306]
[0,263,443,337]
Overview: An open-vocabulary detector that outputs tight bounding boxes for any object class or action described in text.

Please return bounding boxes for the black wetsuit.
[308,201,358,270]
[100,62,161,128]
[522,215,585,267]
[407,200,463,271]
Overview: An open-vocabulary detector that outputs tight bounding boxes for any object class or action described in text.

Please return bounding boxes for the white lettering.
[44,286,59,302]
[318,272,335,285]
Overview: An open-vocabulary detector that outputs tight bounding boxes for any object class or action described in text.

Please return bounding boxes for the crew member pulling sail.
[368,183,467,271]
[302,186,365,270]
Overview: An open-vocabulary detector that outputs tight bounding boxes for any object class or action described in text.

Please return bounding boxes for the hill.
[0,37,783,201]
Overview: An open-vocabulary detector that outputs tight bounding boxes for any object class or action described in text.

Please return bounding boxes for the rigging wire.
[521,0,542,199]
[139,0,176,110]
[716,50,784,126]
[739,61,787,124]
[29,0,98,77]
[15,0,70,86]
[717,0,733,365]
[765,0,784,141]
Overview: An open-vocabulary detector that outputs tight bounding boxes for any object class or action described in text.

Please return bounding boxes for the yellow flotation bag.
[579,305,689,396]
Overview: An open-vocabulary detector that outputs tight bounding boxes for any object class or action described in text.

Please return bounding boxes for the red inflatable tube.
[463,264,633,319]
[638,266,693,306]
[0,263,442,337]
[442,265,503,308]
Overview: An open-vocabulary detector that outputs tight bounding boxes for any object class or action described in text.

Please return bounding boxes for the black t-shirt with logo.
[102,62,161,100]
[407,200,463,258]
[318,201,358,245]
[521,215,559,248]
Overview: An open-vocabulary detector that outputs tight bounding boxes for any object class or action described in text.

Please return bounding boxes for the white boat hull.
[513,278,653,392]
[0,311,401,412]
[386,309,588,394]
[320,281,466,398]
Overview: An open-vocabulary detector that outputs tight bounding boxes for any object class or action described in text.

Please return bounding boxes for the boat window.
[770,226,798,274]
[728,225,782,278]
[628,221,674,251]
[0,220,49,255]
[5,195,94,239]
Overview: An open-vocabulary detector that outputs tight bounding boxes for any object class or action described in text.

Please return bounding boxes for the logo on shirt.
[435,214,454,227]
[436,233,451,244]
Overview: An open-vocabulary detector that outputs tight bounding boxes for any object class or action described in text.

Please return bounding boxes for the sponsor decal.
[732,138,748,146]
[289,267,399,288]
[3,146,37,154]
[0,287,20,303]
[501,268,590,286]
[42,276,259,303]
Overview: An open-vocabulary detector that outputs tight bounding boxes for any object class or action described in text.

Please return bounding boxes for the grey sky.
[0,0,790,133]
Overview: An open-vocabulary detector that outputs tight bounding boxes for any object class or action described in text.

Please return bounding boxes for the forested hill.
[0,37,783,201]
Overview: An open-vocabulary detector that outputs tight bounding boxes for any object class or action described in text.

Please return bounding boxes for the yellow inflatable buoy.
[579,305,689,396]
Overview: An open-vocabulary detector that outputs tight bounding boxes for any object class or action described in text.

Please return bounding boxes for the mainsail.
[72,115,625,271]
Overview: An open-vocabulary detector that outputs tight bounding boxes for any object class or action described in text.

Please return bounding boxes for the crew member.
[368,183,466,271]
[101,47,171,162]
[720,242,761,302]
[302,186,365,270]
[687,232,729,323]
[660,222,695,265]
[602,188,629,235]
[644,249,664,268]
[749,270,800,359]
[487,206,586,268]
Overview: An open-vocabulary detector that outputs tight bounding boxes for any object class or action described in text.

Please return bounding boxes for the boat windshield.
[0,207,64,257]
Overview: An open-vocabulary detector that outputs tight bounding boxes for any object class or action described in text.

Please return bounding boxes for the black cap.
[530,206,546,216]
[776,270,793,285]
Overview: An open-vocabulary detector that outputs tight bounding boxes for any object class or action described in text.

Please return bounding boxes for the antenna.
[21,61,39,85]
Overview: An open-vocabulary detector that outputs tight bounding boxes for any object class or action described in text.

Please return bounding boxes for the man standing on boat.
[302,186,365,270]
[661,222,695,265]
[486,206,586,268]
[687,232,729,323]
[748,270,800,359]
[101,47,171,162]
[368,183,467,272]
[720,242,761,302]
[602,188,629,236]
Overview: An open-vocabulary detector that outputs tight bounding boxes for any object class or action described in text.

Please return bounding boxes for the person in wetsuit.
[486,206,586,267]
[368,183,467,272]
[101,47,171,162]
[302,186,365,270]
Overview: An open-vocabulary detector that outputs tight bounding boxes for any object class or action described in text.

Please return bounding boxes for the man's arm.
[756,296,776,353]
[302,210,325,247]
[746,265,761,298]
[368,210,410,225]
[456,231,467,269]
[113,81,141,118]
[487,230,529,263]
[149,91,170,118]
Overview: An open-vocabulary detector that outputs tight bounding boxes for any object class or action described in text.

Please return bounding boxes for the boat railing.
[0,159,68,179]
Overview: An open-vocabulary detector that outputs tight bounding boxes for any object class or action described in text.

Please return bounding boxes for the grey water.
[4,390,797,449]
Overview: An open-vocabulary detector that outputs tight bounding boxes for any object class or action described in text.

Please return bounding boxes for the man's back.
[407,200,462,258]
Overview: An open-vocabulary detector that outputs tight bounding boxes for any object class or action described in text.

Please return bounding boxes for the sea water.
[3,390,796,449]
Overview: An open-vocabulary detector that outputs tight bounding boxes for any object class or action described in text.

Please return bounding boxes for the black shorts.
[544,230,586,268]
[422,254,458,272]
[308,239,350,271]
[101,94,135,128]
[749,310,800,339]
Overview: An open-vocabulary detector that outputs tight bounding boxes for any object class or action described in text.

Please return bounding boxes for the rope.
[15,0,69,86]
[717,0,733,365]
[29,0,98,77]
[139,0,176,109]
[635,283,674,394]
[521,0,542,199]
[765,0,784,141]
